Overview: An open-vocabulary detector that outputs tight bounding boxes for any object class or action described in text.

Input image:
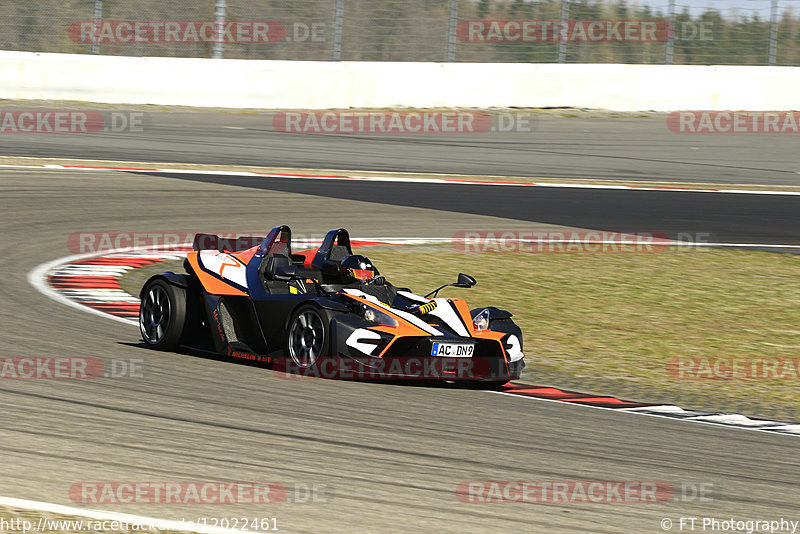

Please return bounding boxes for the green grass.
[121,247,800,420]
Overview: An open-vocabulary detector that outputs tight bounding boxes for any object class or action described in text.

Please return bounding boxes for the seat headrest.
[263,254,291,280]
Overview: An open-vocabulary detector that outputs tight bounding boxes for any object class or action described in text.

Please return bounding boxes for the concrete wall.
[1,50,797,110]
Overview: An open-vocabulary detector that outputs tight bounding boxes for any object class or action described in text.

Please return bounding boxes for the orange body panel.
[450,298,504,342]
[293,248,317,267]
[186,251,248,296]
[343,294,432,358]
[451,299,478,336]
[228,246,258,265]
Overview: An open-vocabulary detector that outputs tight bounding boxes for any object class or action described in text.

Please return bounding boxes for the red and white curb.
[28,243,800,437]
[4,162,800,196]
[28,247,192,326]
[495,385,800,436]
[28,239,430,326]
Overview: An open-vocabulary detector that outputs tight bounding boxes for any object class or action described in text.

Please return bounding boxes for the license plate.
[431,342,474,358]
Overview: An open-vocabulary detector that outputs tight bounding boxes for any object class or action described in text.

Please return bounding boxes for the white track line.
[0,495,247,534]
[3,162,800,196]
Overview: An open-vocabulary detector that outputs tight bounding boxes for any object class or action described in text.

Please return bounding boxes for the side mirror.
[424,273,477,298]
[274,264,299,281]
[456,273,476,288]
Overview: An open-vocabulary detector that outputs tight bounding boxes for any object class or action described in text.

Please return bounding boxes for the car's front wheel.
[139,279,187,351]
[286,305,330,369]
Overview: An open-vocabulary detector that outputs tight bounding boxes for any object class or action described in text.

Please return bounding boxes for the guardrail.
[1,50,798,111]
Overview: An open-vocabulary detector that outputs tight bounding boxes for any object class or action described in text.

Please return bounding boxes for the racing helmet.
[340,255,379,283]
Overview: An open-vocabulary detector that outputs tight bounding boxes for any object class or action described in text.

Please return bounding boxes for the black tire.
[139,279,187,351]
[286,305,331,369]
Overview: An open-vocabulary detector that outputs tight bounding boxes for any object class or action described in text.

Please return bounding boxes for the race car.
[138,225,525,385]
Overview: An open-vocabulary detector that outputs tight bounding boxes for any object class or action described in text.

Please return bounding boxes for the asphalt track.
[1,105,800,185]
[146,171,800,245]
[1,111,799,533]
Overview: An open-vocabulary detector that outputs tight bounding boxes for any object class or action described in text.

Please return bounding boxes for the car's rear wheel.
[286,305,330,368]
[139,279,186,351]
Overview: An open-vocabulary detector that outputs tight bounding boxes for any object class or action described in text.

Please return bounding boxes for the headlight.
[362,304,398,327]
[472,308,490,333]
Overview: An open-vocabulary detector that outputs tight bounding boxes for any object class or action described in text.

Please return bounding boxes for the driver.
[340,254,397,305]
[341,254,381,284]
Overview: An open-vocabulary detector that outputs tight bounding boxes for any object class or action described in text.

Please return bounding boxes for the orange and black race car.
[138,225,524,385]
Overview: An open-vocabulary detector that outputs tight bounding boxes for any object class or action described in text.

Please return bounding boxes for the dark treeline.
[453,0,800,65]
